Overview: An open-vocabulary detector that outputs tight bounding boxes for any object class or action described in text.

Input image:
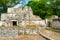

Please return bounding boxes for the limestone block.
[0,21,3,26]
[8,8,14,13]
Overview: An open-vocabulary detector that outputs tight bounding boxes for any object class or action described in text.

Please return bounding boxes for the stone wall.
[51,20,60,28]
[49,15,60,28]
[1,6,42,27]
[0,28,38,37]
[0,21,3,26]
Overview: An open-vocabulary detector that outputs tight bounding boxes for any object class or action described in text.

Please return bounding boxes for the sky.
[13,0,29,8]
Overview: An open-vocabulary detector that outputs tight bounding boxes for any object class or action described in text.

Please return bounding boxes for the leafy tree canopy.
[27,0,60,19]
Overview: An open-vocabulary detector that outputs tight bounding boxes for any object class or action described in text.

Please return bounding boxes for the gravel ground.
[0,35,46,40]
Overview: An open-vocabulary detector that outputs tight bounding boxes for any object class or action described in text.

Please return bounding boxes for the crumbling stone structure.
[1,6,41,27]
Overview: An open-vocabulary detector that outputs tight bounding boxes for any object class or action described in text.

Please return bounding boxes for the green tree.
[27,1,54,19]
[27,0,60,19]
[0,0,21,13]
[27,1,46,19]
[0,0,13,13]
[55,0,60,17]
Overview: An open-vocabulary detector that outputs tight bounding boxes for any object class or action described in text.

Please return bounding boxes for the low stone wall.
[18,28,38,35]
[0,28,38,38]
[51,21,60,28]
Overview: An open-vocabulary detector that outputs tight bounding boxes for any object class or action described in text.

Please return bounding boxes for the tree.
[0,0,13,13]
[0,0,22,13]
[27,1,53,19]
[55,0,60,17]
[27,0,60,19]
[27,1,45,19]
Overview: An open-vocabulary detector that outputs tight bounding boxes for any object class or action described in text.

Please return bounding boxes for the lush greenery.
[27,0,60,19]
[0,0,20,13]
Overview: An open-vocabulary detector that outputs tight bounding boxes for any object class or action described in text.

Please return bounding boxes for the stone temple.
[0,6,41,27]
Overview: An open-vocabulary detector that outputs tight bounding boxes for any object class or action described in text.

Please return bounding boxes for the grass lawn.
[45,27,60,33]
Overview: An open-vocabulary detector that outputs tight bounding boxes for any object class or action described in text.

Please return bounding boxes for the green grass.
[45,27,60,33]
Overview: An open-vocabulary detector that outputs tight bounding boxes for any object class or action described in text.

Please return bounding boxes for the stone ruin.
[0,6,43,27]
[50,15,60,28]
[0,6,48,36]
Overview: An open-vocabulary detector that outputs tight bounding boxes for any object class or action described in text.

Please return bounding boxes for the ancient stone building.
[1,6,41,27]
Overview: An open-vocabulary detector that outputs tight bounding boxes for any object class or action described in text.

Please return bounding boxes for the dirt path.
[0,35,46,40]
[40,29,60,40]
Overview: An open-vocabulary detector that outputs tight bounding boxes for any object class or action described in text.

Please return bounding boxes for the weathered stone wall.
[50,15,60,28]
[0,28,38,37]
[0,21,3,26]
[1,6,43,27]
[51,20,60,28]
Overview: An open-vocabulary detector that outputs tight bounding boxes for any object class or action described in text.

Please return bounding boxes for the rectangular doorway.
[12,21,17,26]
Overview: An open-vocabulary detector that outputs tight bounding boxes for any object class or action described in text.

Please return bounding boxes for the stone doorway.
[12,21,17,26]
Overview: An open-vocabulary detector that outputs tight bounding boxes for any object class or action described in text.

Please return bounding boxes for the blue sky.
[13,0,29,8]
